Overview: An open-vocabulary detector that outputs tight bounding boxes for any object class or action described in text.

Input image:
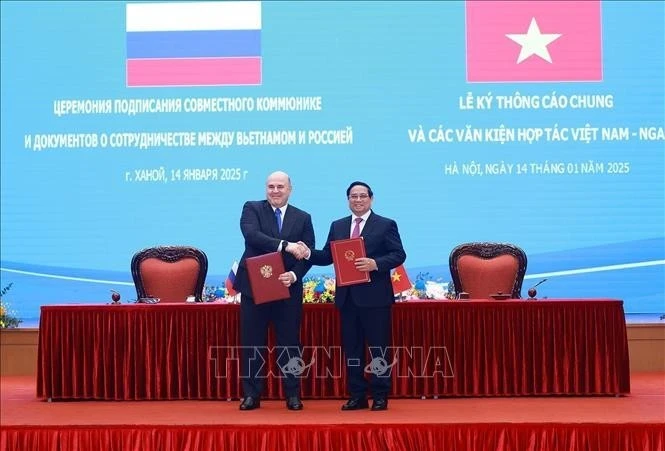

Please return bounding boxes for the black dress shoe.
[239,396,261,410]
[371,398,388,411]
[286,396,303,410]
[341,397,369,411]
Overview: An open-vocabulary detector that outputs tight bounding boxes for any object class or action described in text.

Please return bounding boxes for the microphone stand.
[527,278,548,300]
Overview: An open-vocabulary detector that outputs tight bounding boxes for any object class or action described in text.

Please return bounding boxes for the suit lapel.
[360,212,375,237]
[280,206,296,238]
[338,216,352,239]
[263,201,280,237]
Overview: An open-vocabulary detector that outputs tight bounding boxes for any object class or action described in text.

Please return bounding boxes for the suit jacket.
[310,211,406,308]
[234,200,315,300]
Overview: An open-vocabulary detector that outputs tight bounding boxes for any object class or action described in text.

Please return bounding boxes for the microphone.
[110,290,121,304]
[527,278,548,299]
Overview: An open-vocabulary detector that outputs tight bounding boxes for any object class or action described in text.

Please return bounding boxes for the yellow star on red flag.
[391,264,412,295]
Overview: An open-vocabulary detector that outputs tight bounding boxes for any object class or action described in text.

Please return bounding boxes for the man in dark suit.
[304,181,406,411]
[233,171,314,411]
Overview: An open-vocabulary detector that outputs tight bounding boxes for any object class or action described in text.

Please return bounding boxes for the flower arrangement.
[0,283,22,328]
[205,276,338,304]
[203,285,237,302]
[204,271,457,304]
[302,275,336,303]
[302,272,456,303]
[400,272,457,301]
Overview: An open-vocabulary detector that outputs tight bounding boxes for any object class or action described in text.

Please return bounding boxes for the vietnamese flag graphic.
[391,264,412,295]
[465,1,602,82]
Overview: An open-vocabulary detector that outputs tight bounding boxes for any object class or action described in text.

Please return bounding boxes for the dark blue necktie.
[275,208,282,233]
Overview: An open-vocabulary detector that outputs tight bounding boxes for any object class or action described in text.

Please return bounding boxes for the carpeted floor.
[2,373,663,426]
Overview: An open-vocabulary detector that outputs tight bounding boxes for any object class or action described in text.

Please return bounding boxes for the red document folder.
[330,237,371,286]
[246,252,290,304]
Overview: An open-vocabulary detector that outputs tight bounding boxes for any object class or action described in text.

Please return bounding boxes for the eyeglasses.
[348,194,369,200]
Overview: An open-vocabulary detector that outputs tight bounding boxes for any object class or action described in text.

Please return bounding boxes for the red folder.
[246,252,290,304]
[330,237,371,286]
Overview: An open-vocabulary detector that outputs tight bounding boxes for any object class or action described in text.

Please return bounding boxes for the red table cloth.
[37,299,630,400]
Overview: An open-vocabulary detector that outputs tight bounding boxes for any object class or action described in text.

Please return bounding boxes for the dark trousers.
[240,293,303,398]
[339,298,392,399]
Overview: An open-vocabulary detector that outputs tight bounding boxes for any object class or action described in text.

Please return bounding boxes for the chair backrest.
[449,242,527,299]
[131,246,208,303]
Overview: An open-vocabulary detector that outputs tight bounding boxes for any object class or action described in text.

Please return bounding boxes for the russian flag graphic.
[225,261,239,296]
[126,1,262,87]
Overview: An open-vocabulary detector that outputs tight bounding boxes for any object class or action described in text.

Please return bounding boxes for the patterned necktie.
[351,217,362,238]
[275,208,282,233]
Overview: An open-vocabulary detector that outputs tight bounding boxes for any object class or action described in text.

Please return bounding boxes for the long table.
[37,299,630,400]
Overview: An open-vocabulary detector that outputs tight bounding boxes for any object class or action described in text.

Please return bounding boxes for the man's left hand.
[354,258,377,272]
[278,272,296,287]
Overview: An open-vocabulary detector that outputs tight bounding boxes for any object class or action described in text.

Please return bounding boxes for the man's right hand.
[296,241,311,260]
[286,241,309,260]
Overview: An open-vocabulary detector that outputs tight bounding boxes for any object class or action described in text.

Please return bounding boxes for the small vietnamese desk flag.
[391,264,412,295]
[465,0,602,82]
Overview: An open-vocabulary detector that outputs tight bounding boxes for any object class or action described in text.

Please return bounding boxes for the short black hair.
[346,181,373,198]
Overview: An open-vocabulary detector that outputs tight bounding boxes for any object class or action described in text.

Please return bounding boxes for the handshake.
[284,241,310,260]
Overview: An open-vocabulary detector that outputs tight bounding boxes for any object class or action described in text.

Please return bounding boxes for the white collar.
[272,204,288,214]
[352,210,371,222]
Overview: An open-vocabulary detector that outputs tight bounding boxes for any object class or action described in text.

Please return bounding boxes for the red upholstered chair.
[131,246,208,302]
[449,242,527,299]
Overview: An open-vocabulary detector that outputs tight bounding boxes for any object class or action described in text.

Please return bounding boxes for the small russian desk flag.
[225,261,239,297]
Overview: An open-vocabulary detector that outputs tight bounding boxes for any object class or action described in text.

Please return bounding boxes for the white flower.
[425,281,449,299]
